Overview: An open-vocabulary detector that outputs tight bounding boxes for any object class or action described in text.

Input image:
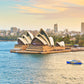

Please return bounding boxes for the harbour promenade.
[10,46,84,54]
[10,28,84,54]
[71,47,84,52]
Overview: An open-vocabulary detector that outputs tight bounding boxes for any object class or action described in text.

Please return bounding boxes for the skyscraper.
[54,24,58,33]
[10,27,18,36]
[81,22,84,33]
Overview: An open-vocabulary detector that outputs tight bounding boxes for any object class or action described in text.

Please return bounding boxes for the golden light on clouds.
[0,0,84,30]
[14,0,84,17]
[63,0,84,5]
[14,5,46,14]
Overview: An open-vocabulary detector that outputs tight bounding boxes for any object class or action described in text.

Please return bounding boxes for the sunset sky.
[0,0,84,31]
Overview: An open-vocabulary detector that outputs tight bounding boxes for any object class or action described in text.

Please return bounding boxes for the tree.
[79,40,84,47]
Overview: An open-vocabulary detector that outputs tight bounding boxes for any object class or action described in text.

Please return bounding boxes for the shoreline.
[10,47,84,54]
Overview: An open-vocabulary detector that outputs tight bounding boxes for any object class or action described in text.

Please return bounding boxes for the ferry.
[67,60,82,65]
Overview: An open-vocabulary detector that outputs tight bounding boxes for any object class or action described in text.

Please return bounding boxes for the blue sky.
[0,0,84,31]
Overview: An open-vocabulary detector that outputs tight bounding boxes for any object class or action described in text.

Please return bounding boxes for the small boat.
[67,60,82,65]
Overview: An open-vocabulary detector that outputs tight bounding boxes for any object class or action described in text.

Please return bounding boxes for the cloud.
[13,0,84,19]
[14,5,47,14]
[62,0,84,5]
[31,0,84,6]
[44,7,84,19]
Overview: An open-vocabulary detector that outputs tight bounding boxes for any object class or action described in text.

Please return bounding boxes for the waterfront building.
[54,24,58,33]
[10,33,15,36]
[11,28,71,54]
[70,37,76,41]
[11,27,18,33]
[17,29,54,46]
[46,28,51,32]
[81,22,84,33]
[5,31,10,36]
[31,29,54,46]
[64,29,68,33]
[0,30,6,36]
[56,41,65,47]
[17,28,20,33]
[10,27,18,36]
[18,31,34,45]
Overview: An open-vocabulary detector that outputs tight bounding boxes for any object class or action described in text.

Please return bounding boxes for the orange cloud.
[13,0,84,19]
[31,0,84,6]
[34,4,67,12]
[14,5,47,13]
[62,0,84,5]
[43,7,84,19]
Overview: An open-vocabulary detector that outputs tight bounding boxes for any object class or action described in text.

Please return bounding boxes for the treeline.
[0,36,17,41]
[51,34,84,47]
[1,34,84,47]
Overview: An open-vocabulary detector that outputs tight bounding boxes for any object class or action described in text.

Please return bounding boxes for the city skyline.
[0,0,84,31]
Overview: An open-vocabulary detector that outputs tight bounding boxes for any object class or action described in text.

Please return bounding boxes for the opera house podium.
[10,29,71,54]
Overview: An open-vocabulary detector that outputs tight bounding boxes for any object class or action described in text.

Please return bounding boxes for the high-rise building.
[54,24,58,33]
[11,27,18,33]
[81,22,84,33]
[46,28,51,32]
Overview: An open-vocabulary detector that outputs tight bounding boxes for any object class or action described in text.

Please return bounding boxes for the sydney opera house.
[11,29,71,54]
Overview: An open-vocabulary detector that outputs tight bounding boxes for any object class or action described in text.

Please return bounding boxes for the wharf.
[10,49,71,54]
[10,47,84,54]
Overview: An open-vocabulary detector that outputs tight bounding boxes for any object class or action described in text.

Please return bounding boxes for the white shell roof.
[37,33,50,45]
[31,29,54,46]
[39,29,51,45]
[57,41,65,47]
[17,28,54,46]
[35,36,47,45]
[22,34,31,44]
[49,37,54,46]
[18,37,28,45]
[27,31,34,40]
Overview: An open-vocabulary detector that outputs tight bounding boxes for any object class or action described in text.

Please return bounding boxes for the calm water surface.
[0,41,84,84]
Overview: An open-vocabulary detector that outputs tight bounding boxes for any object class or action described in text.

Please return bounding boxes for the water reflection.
[0,42,84,84]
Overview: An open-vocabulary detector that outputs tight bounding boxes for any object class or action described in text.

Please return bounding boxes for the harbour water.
[0,41,84,84]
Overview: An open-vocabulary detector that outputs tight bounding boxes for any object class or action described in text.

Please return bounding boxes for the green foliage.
[0,36,17,41]
[52,35,63,45]
[0,33,84,47]
[79,40,84,47]
[63,35,70,44]
[75,35,80,44]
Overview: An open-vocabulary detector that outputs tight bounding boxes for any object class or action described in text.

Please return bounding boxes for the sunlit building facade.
[17,29,54,46]
[81,22,84,33]
[11,28,68,54]
[54,24,58,33]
